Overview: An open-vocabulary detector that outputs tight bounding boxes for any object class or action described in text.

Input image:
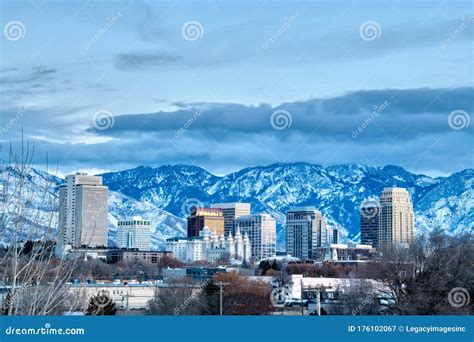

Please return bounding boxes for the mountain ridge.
[1,163,472,249]
[99,162,473,246]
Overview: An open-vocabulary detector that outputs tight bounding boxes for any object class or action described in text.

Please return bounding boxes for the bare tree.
[204,272,273,315]
[146,278,206,315]
[335,279,380,315]
[357,230,474,315]
[0,139,82,315]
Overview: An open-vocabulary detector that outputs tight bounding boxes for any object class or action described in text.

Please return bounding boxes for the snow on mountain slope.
[107,191,186,247]
[101,163,473,248]
[1,163,472,250]
[415,169,474,235]
[0,167,185,249]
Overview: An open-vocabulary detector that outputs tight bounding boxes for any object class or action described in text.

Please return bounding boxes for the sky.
[0,0,473,177]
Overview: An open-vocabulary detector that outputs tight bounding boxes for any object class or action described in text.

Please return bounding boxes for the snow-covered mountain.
[101,163,473,247]
[0,166,185,248]
[1,163,472,249]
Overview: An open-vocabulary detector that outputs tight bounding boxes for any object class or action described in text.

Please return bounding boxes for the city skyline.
[0,0,472,327]
[1,1,472,177]
[8,159,469,251]
[55,177,415,263]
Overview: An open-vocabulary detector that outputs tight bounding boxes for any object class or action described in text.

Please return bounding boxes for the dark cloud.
[1,87,471,177]
[3,125,472,177]
[89,87,474,141]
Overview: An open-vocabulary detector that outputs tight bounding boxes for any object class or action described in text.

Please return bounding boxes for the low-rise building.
[317,243,376,261]
[59,246,109,260]
[185,266,227,280]
[287,274,391,315]
[69,282,200,311]
[106,249,173,264]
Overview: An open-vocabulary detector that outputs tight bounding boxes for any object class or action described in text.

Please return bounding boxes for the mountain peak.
[3,163,470,249]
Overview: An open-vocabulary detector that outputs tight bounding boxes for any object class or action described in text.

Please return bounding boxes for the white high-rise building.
[117,216,151,251]
[286,207,327,259]
[210,202,251,235]
[378,187,414,247]
[58,173,108,249]
[234,214,276,260]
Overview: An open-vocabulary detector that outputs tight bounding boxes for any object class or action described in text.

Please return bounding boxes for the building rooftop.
[107,249,171,253]
[210,202,251,209]
[382,187,409,192]
[190,208,224,216]
[287,206,321,212]
[235,213,274,220]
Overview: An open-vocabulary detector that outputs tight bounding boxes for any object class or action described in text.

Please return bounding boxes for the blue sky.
[0,0,473,177]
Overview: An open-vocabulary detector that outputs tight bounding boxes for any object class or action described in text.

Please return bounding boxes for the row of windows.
[118,220,151,226]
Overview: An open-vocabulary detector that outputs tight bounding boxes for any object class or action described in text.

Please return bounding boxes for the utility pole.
[126,292,129,316]
[301,278,304,316]
[216,282,230,316]
[301,283,331,316]
[316,289,321,316]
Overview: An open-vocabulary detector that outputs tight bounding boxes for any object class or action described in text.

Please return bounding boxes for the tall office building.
[286,207,327,259]
[234,214,276,260]
[378,187,414,248]
[117,216,151,251]
[187,208,225,237]
[58,173,108,249]
[210,202,251,235]
[360,203,380,247]
[329,227,339,244]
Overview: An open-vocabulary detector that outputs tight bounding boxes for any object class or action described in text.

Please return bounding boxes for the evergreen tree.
[1,293,14,315]
[85,293,117,316]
